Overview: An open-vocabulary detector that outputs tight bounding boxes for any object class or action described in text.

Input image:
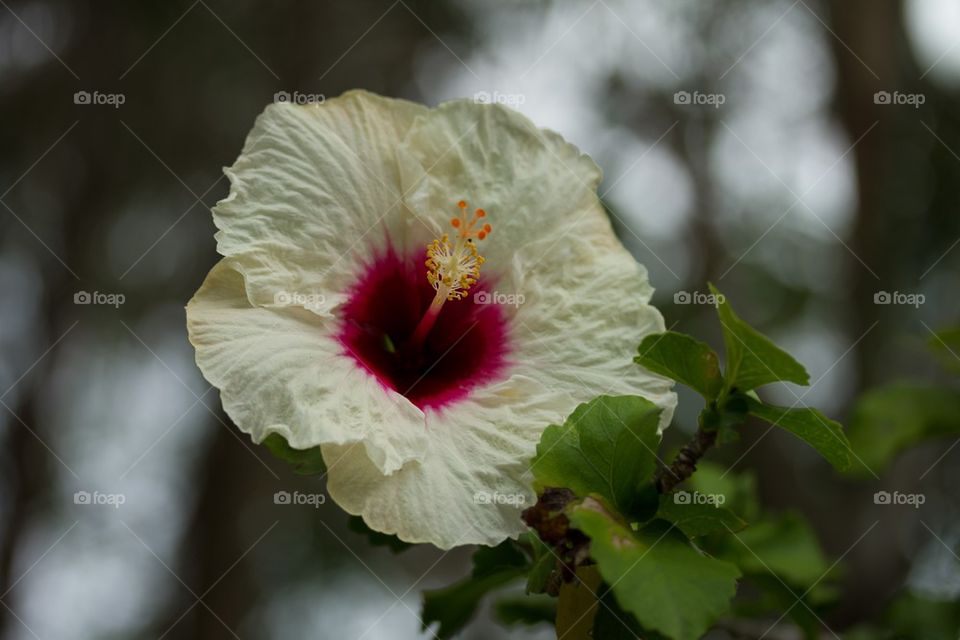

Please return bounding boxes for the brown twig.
[655,427,717,494]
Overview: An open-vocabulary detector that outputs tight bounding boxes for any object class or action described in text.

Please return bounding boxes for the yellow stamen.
[425,202,492,301]
[407,201,493,348]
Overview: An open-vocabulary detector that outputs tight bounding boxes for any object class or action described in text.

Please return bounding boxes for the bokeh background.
[2,0,959,638]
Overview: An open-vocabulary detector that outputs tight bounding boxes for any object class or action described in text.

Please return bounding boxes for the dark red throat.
[337,246,510,411]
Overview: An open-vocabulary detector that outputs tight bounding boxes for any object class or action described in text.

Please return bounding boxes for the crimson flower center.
[337,247,510,410]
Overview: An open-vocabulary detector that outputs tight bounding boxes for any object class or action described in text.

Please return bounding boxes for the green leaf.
[699,396,749,440]
[929,327,960,375]
[717,513,830,587]
[709,283,809,392]
[592,591,664,639]
[845,591,960,640]
[847,383,960,474]
[733,574,822,640]
[531,395,662,518]
[687,461,760,522]
[493,594,556,627]
[746,398,851,471]
[570,497,740,640]
[636,331,724,399]
[472,540,528,576]
[422,573,522,639]
[421,541,527,639]
[524,534,557,595]
[347,516,412,553]
[885,591,960,640]
[655,494,748,538]
[262,433,326,475]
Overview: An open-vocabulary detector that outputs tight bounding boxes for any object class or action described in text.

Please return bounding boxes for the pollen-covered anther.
[425,201,492,301]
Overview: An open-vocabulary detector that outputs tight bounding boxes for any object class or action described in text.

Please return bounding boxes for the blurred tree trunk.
[823,0,952,626]
[152,423,265,639]
[828,0,905,388]
[0,397,47,637]
[0,114,111,634]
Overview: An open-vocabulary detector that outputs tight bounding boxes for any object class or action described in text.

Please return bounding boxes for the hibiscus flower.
[186,90,675,548]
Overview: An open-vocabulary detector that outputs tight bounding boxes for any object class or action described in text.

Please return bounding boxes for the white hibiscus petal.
[396,99,675,428]
[214,90,429,315]
[324,375,570,547]
[509,252,676,432]
[186,260,428,473]
[395,99,610,279]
